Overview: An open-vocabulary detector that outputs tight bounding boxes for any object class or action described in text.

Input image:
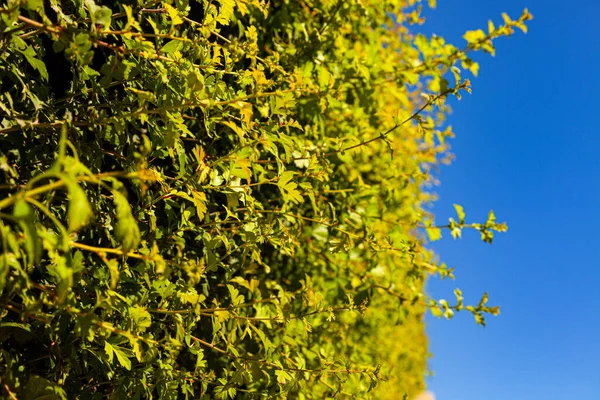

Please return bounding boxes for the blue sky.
[420,1,600,399]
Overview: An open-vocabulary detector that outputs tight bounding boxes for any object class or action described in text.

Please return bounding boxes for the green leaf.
[277,171,304,203]
[21,46,49,81]
[23,375,65,400]
[126,88,156,104]
[104,341,132,370]
[275,370,292,384]
[62,175,93,232]
[130,305,152,333]
[160,40,183,54]
[221,120,245,140]
[112,344,133,371]
[178,288,206,305]
[163,2,183,27]
[13,199,41,266]
[13,200,34,222]
[0,321,31,331]
[227,284,245,306]
[122,4,140,31]
[24,0,44,11]
[215,0,235,25]
[105,258,119,289]
[249,323,273,352]
[49,255,73,304]
[94,6,112,26]
[113,191,141,253]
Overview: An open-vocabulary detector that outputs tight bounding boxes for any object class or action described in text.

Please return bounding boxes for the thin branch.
[321,88,456,158]
[69,241,156,261]
[3,384,17,400]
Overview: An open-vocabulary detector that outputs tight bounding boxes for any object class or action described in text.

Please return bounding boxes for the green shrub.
[0,1,530,398]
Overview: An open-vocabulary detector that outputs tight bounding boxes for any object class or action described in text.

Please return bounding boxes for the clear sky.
[420,1,600,399]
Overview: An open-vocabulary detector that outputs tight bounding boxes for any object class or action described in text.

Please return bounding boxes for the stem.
[70,242,155,261]
[322,88,455,157]
[3,384,17,400]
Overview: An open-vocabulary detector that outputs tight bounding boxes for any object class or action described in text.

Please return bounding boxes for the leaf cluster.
[0,1,530,398]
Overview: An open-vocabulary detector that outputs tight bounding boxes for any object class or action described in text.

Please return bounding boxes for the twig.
[323,88,455,157]
[3,384,17,400]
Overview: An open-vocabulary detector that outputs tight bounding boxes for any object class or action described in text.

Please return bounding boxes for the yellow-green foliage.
[0,1,530,398]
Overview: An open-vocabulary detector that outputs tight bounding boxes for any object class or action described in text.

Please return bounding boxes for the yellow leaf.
[221,120,245,140]
[426,227,442,242]
[192,191,208,221]
[163,2,183,26]
[463,29,486,44]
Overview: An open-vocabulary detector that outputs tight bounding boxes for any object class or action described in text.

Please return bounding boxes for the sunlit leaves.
[113,191,140,253]
[17,45,48,81]
[463,29,487,45]
[216,0,236,25]
[104,341,133,370]
[426,226,442,242]
[163,2,183,31]
[129,305,152,333]
[277,171,303,203]
[85,0,112,26]
[62,175,93,232]
[0,1,529,398]
[161,39,183,54]
[226,284,245,306]
[105,258,119,289]
[122,4,141,32]
[192,191,208,221]
[65,33,94,67]
[276,369,293,384]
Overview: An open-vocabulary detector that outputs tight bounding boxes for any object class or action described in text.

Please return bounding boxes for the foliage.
[0,1,530,398]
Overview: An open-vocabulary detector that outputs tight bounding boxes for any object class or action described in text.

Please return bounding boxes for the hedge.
[0,1,530,398]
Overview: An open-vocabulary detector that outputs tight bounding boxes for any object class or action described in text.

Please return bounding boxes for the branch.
[323,88,457,157]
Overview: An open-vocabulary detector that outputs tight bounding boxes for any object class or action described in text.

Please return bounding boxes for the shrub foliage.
[0,1,530,398]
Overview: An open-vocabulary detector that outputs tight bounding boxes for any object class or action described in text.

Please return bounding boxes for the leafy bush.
[0,1,530,398]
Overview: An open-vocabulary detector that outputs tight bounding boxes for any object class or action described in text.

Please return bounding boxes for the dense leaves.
[0,1,529,398]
